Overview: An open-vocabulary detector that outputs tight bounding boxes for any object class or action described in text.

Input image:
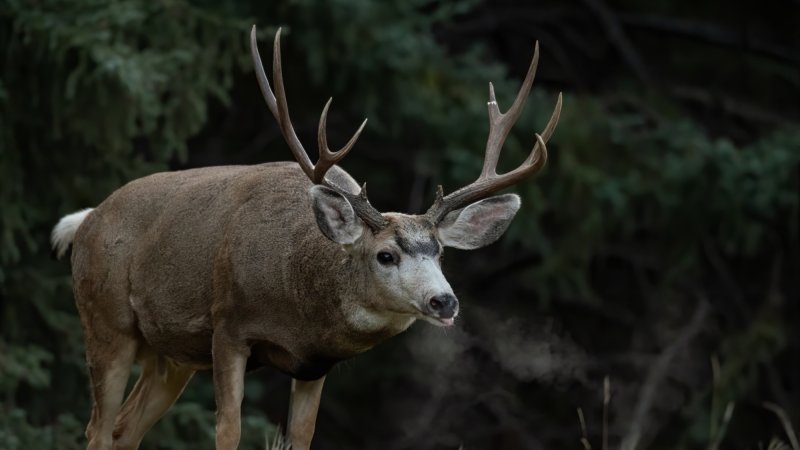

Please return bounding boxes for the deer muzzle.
[427,293,459,326]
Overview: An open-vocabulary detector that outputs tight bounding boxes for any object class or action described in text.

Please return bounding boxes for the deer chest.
[248,340,341,381]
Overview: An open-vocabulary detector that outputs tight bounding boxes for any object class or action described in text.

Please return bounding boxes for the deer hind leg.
[84,335,137,450]
[111,350,195,450]
[288,376,326,450]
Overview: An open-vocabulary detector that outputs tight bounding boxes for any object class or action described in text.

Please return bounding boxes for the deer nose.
[429,294,458,318]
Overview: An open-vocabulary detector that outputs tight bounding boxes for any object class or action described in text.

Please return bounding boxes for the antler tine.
[424,42,561,224]
[251,26,314,179]
[522,92,562,165]
[271,28,319,181]
[315,97,369,184]
[480,41,540,180]
[250,26,278,119]
[251,25,387,230]
[540,91,562,142]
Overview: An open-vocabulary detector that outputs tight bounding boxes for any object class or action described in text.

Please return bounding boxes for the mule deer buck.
[51,25,561,450]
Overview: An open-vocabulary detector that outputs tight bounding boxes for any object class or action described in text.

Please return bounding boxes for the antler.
[250,25,387,230]
[424,42,562,224]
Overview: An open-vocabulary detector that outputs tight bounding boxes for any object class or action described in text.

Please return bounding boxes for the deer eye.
[376,252,395,265]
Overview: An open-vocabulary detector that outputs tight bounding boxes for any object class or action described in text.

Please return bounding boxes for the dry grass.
[763,403,800,450]
[267,425,289,450]
[575,370,800,450]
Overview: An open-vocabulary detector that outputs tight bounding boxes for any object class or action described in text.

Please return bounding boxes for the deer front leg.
[288,376,326,450]
[212,332,249,450]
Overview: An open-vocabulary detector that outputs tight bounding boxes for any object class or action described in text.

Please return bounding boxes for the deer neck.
[286,238,414,355]
[329,254,416,352]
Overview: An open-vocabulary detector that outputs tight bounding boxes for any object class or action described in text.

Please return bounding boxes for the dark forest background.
[1,0,799,449]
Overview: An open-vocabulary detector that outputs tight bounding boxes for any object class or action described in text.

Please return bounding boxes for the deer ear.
[309,186,364,244]
[437,194,521,250]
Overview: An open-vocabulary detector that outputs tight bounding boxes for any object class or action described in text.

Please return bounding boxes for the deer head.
[250,26,561,327]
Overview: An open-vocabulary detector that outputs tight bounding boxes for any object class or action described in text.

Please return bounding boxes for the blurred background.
[1,0,798,449]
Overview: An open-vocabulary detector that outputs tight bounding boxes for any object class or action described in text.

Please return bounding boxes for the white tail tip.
[51,208,93,259]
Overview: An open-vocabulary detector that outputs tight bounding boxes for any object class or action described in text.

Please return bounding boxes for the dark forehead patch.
[394,220,440,257]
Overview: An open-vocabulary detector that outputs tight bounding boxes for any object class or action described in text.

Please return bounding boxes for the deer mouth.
[437,317,455,327]
[418,311,457,328]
